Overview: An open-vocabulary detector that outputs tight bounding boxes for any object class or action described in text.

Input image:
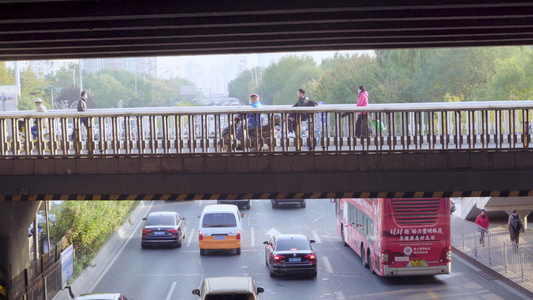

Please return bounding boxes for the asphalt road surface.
[89,199,530,300]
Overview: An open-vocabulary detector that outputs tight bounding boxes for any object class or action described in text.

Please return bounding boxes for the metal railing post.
[521,249,525,282]
[44,276,48,300]
[487,231,491,264]
[474,226,478,257]
[504,241,508,273]
[461,220,465,249]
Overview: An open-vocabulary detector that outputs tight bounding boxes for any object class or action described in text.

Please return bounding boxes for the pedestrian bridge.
[0,101,532,200]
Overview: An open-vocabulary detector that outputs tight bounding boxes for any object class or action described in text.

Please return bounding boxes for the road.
[89,199,529,300]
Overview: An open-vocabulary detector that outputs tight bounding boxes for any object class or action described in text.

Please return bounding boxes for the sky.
[156,50,374,96]
[157,50,373,80]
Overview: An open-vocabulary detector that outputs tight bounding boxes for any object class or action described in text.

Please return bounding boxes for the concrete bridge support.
[0,201,41,293]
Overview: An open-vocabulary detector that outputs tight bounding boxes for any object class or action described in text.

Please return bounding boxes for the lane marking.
[165,281,177,300]
[198,200,203,206]
[322,256,334,273]
[187,228,195,248]
[334,291,345,300]
[312,230,322,243]
[250,227,255,247]
[426,290,439,299]
[88,201,154,292]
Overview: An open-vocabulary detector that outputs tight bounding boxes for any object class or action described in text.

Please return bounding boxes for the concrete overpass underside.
[1,151,532,201]
[4,1,533,60]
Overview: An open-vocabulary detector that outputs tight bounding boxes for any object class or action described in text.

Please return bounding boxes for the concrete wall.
[0,201,41,278]
[0,151,532,199]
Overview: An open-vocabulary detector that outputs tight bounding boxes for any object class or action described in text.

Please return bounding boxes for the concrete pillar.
[0,201,42,280]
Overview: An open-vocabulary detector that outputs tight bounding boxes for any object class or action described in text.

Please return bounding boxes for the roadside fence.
[451,215,533,282]
[10,239,68,300]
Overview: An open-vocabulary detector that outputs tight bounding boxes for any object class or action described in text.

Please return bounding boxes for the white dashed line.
[334,291,345,300]
[250,227,255,247]
[322,256,334,273]
[186,228,195,248]
[165,281,177,300]
[312,230,322,243]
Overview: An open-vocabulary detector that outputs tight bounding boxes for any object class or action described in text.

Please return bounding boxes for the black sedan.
[271,199,306,208]
[217,199,250,209]
[263,234,317,278]
[141,211,187,249]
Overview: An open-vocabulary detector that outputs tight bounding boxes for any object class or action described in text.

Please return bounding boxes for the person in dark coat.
[508,209,525,253]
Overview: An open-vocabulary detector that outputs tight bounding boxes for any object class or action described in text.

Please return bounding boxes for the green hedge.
[50,200,139,278]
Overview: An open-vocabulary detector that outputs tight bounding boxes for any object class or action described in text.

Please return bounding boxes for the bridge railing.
[0,101,532,157]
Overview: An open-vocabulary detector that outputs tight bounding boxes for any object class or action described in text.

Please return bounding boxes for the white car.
[192,276,264,299]
[75,293,128,300]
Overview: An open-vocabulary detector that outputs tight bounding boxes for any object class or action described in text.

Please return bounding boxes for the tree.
[18,69,50,110]
[83,73,130,108]
[228,69,253,103]
[308,53,381,104]
[45,66,76,89]
[410,47,511,102]
[471,47,533,101]
[260,55,319,105]
[0,62,15,85]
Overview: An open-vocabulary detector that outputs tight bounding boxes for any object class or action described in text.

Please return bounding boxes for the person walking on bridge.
[31,98,47,140]
[508,209,525,253]
[355,85,369,138]
[475,209,489,246]
[70,90,88,141]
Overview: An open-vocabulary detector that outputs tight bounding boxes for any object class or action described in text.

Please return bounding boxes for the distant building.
[6,57,157,78]
[103,57,157,77]
[84,59,101,74]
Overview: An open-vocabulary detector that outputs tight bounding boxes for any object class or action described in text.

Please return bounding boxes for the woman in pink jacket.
[475,209,489,246]
[355,85,369,138]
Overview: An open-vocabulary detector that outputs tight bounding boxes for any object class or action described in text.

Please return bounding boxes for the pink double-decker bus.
[335,198,451,276]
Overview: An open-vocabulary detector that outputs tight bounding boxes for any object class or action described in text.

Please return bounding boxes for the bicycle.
[301,121,321,149]
[8,123,52,153]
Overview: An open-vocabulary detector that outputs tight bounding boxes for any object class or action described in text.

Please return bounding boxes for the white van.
[198,204,243,255]
[192,276,264,299]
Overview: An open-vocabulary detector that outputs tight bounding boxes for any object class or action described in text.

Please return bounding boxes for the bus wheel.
[367,249,374,274]
[341,227,348,247]
[361,246,368,268]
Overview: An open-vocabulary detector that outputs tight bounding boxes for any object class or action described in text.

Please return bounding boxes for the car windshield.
[146,214,174,226]
[205,294,254,300]
[202,213,237,227]
[275,238,311,251]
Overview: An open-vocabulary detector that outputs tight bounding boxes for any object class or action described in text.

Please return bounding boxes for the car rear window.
[275,238,311,251]
[146,214,174,226]
[205,294,254,300]
[202,213,237,227]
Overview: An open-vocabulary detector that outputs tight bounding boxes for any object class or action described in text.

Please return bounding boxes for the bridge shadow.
[378,275,445,286]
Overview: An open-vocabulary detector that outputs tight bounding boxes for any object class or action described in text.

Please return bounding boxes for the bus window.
[367,217,375,244]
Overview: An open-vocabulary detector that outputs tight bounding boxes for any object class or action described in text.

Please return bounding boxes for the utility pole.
[79,59,83,93]
[14,61,20,96]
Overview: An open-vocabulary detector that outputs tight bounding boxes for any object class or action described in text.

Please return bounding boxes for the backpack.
[511,215,522,232]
